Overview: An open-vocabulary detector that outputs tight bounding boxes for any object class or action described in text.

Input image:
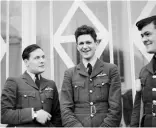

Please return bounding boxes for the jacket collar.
[22,71,49,90]
[76,59,104,78]
[146,55,155,74]
[77,62,88,77]
[90,59,104,78]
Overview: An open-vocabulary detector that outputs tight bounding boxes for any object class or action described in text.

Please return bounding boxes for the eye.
[35,56,40,60]
[42,55,45,59]
[145,32,151,37]
[78,42,84,45]
[86,41,91,44]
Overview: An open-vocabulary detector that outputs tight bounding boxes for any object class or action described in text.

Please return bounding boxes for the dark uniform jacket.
[1,71,62,127]
[60,59,122,127]
[131,56,156,127]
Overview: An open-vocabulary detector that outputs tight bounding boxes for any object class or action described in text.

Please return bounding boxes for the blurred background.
[1,0,156,127]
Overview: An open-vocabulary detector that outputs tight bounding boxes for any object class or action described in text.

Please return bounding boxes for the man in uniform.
[60,25,122,127]
[131,15,156,127]
[1,44,62,127]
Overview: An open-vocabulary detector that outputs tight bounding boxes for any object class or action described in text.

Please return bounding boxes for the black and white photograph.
[1,0,156,127]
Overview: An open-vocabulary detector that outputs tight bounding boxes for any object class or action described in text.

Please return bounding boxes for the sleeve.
[130,91,142,127]
[130,69,143,127]
[60,70,83,127]
[1,77,33,125]
[100,65,122,127]
[49,82,62,127]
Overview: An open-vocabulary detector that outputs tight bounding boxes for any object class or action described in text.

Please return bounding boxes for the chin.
[84,57,91,61]
[38,70,45,74]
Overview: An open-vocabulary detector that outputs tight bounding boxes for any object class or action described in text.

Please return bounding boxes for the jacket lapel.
[40,76,49,91]
[90,59,104,78]
[76,62,88,77]
[146,56,154,74]
[22,71,38,89]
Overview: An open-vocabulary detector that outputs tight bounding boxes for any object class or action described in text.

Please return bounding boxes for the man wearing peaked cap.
[131,15,156,127]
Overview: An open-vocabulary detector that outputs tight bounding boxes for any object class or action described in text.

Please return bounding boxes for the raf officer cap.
[136,15,156,31]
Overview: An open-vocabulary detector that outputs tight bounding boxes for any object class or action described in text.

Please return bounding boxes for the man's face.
[24,48,45,74]
[141,22,156,54]
[77,34,97,61]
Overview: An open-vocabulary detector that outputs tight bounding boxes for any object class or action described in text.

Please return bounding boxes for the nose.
[82,43,88,49]
[142,36,148,45]
[40,57,45,63]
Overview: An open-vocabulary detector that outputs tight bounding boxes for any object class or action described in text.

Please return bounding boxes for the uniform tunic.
[1,71,62,127]
[60,59,122,127]
[131,56,156,127]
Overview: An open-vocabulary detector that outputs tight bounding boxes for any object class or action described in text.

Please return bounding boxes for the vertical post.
[6,0,10,78]
[127,1,136,101]
[107,0,114,64]
[22,1,36,73]
[50,0,54,80]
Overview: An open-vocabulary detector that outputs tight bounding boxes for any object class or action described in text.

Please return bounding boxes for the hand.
[135,79,142,92]
[36,109,52,124]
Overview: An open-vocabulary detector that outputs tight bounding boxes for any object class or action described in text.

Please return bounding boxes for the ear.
[76,44,80,52]
[96,39,100,46]
[23,59,28,67]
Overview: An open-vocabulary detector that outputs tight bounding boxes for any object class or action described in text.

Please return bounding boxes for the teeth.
[145,42,152,45]
[146,43,152,45]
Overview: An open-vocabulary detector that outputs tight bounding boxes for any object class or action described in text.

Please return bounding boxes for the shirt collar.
[26,70,40,81]
[82,55,97,68]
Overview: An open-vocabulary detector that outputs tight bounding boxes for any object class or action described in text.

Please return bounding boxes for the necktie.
[35,74,40,88]
[87,63,92,76]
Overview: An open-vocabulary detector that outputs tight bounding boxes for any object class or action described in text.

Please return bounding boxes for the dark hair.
[136,15,156,31]
[22,44,42,60]
[74,25,97,42]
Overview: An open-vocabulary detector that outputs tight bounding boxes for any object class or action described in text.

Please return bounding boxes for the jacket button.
[90,102,93,105]
[41,101,44,103]
[89,90,93,93]
[90,114,94,117]
[24,95,27,98]
[90,79,92,82]
[153,100,156,105]
[153,75,156,78]
[102,82,104,85]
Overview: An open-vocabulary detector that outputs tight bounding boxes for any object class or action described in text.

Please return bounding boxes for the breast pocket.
[94,76,110,100]
[72,81,85,102]
[44,90,54,104]
[18,91,36,108]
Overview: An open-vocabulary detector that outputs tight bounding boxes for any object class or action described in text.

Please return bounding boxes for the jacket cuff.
[20,108,33,124]
[100,122,110,127]
[72,122,83,127]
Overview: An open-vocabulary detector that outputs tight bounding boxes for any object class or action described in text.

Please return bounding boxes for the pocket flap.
[19,91,36,98]
[94,78,109,87]
[72,81,85,88]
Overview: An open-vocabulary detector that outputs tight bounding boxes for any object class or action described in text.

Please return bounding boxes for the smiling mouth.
[83,50,90,53]
[39,65,44,67]
[144,42,152,46]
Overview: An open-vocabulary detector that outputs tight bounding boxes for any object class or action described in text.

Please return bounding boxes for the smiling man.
[60,25,122,127]
[131,15,156,127]
[1,44,62,127]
